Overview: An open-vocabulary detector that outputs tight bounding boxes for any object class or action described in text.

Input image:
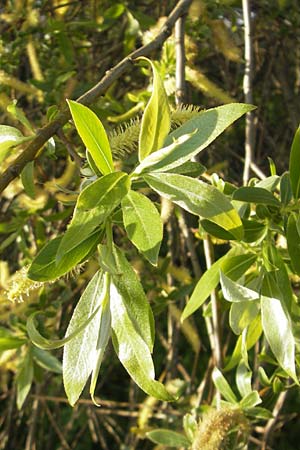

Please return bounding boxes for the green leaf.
[0,125,32,163]
[232,186,280,207]
[244,407,273,420]
[280,172,292,205]
[110,279,173,401]
[256,175,280,192]
[212,367,238,403]
[261,273,297,382]
[220,272,259,302]
[287,213,300,275]
[111,245,154,351]
[16,347,34,409]
[146,429,191,447]
[121,190,163,265]
[134,103,255,174]
[225,315,262,371]
[56,172,130,261]
[239,391,262,409]
[63,270,110,406]
[166,160,206,177]
[27,232,99,281]
[289,125,300,199]
[236,361,252,397]
[200,219,235,240]
[21,161,35,199]
[241,219,266,243]
[67,99,114,175]
[229,301,259,335]
[144,173,243,239]
[138,57,171,161]
[181,253,256,321]
[0,328,26,351]
[27,303,102,350]
[32,347,62,374]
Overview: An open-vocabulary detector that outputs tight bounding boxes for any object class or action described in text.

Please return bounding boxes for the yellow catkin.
[192,407,249,450]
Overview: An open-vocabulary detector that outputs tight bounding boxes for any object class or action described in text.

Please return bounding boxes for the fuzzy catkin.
[191,407,249,450]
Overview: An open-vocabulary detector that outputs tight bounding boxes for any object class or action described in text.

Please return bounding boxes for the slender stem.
[175,16,186,105]
[0,0,192,195]
[242,0,255,186]
[203,235,222,408]
[261,390,288,450]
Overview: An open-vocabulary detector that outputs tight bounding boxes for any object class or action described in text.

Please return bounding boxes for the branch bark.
[0,0,192,195]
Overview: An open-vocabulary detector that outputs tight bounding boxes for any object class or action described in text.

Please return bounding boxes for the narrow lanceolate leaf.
[16,347,34,410]
[144,173,243,239]
[27,232,99,282]
[110,280,173,401]
[21,161,35,199]
[261,274,297,382]
[287,213,300,275]
[67,100,114,175]
[134,103,255,173]
[289,125,300,199]
[229,301,259,335]
[111,245,154,351]
[146,429,191,447]
[56,172,130,262]
[138,57,171,161]
[121,190,163,265]
[182,253,256,321]
[63,271,110,406]
[220,272,259,303]
[232,186,280,207]
[212,367,238,403]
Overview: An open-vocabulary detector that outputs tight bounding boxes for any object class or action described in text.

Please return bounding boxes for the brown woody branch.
[0,0,192,195]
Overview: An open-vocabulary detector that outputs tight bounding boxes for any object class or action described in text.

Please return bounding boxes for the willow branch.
[0,0,192,195]
[242,0,255,185]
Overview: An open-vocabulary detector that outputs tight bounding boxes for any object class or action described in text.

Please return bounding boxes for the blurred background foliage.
[0,0,300,449]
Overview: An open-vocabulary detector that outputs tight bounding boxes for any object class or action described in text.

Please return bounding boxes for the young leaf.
[56,172,130,261]
[16,347,34,409]
[111,245,154,351]
[110,280,173,401]
[239,391,262,409]
[280,172,292,205]
[21,161,35,199]
[212,367,238,403]
[220,272,259,302]
[32,347,62,374]
[236,361,252,397]
[146,429,191,447]
[121,190,163,265]
[134,103,255,174]
[27,232,99,281]
[0,327,26,351]
[229,301,259,335]
[67,100,114,175]
[144,173,243,239]
[287,213,300,275]
[138,57,171,161]
[232,186,280,207]
[261,274,297,382]
[181,252,257,321]
[63,270,110,406]
[289,125,300,199]
[0,125,32,163]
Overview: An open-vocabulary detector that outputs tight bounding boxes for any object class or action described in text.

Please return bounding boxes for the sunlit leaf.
[110,279,173,400]
[144,173,243,239]
[220,272,259,302]
[261,273,297,382]
[138,57,171,161]
[212,367,238,403]
[67,100,114,174]
[21,161,35,199]
[122,190,163,265]
[63,270,110,406]
[16,347,33,410]
[134,103,255,174]
[232,186,280,206]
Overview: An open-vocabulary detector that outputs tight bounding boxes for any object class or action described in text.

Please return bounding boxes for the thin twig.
[261,390,288,450]
[0,0,192,194]
[203,236,222,408]
[242,0,255,185]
